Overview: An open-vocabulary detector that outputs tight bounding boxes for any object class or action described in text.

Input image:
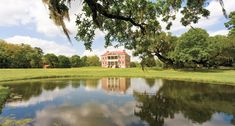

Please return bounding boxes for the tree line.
[137,27,235,69]
[0,40,100,68]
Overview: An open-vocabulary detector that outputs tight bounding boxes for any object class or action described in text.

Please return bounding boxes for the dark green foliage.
[29,47,44,68]
[86,55,100,66]
[43,54,59,68]
[0,86,9,114]
[225,11,235,37]
[170,28,235,68]
[43,0,227,49]
[0,40,43,68]
[0,40,103,68]
[58,55,71,68]
[80,56,88,67]
[207,36,235,66]
[70,55,82,67]
[130,62,137,68]
[140,56,156,68]
[171,28,210,68]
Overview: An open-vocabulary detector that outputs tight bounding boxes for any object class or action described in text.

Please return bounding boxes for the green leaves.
[43,0,227,50]
[225,11,235,37]
[171,29,235,68]
[0,40,43,68]
[42,0,232,68]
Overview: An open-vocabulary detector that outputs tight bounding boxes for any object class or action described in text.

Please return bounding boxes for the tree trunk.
[155,52,174,68]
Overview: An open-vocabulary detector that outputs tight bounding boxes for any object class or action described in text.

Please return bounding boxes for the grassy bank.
[0,67,235,85]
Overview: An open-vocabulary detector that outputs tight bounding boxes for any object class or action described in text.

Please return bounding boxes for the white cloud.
[5,35,78,56]
[209,29,229,36]
[33,102,140,126]
[0,0,82,38]
[0,0,35,26]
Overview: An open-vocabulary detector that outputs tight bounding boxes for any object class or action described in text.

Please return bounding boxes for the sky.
[0,0,235,61]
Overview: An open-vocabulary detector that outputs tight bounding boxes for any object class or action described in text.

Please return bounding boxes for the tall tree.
[170,28,210,68]
[207,35,235,66]
[43,0,227,67]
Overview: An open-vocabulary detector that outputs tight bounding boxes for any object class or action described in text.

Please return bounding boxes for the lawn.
[0,67,235,85]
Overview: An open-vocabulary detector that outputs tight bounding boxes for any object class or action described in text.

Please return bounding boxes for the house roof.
[101,50,129,56]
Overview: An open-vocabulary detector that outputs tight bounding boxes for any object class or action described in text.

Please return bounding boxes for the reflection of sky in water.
[0,78,234,126]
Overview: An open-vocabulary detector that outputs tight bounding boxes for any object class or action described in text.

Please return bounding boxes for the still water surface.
[0,78,235,126]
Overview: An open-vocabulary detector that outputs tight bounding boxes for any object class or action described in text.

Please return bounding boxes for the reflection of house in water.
[102,78,130,94]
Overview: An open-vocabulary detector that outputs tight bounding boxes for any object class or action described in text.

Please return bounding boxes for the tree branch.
[84,0,146,34]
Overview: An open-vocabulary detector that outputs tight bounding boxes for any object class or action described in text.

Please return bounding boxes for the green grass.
[0,67,235,85]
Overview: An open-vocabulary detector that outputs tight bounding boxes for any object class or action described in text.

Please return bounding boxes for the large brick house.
[101,50,130,68]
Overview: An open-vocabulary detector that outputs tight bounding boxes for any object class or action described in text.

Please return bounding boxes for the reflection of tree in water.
[232,118,235,125]
[134,80,235,126]
[81,79,100,89]
[134,92,177,126]
[3,79,100,102]
[144,78,155,87]
[0,87,9,114]
[4,80,81,102]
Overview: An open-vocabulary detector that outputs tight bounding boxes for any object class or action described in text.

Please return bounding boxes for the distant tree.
[170,28,210,68]
[207,35,235,67]
[130,62,137,68]
[43,54,59,68]
[70,55,82,67]
[9,44,33,68]
[58,55,71,68]
[0,40,44,68]
[29,47,43,68]
[0,41,11,68]
[80,56,88,67]
[140,55,156,68]
[86,55,100,66]
[0,51,10,68]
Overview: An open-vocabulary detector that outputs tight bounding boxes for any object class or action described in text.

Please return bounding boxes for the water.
[0,78,235,126]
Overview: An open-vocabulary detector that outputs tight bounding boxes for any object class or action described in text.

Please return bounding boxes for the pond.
[0,78,235,126]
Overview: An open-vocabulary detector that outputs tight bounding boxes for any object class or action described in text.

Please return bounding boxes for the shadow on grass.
[177,67,235,73]
[149,67,235,73]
